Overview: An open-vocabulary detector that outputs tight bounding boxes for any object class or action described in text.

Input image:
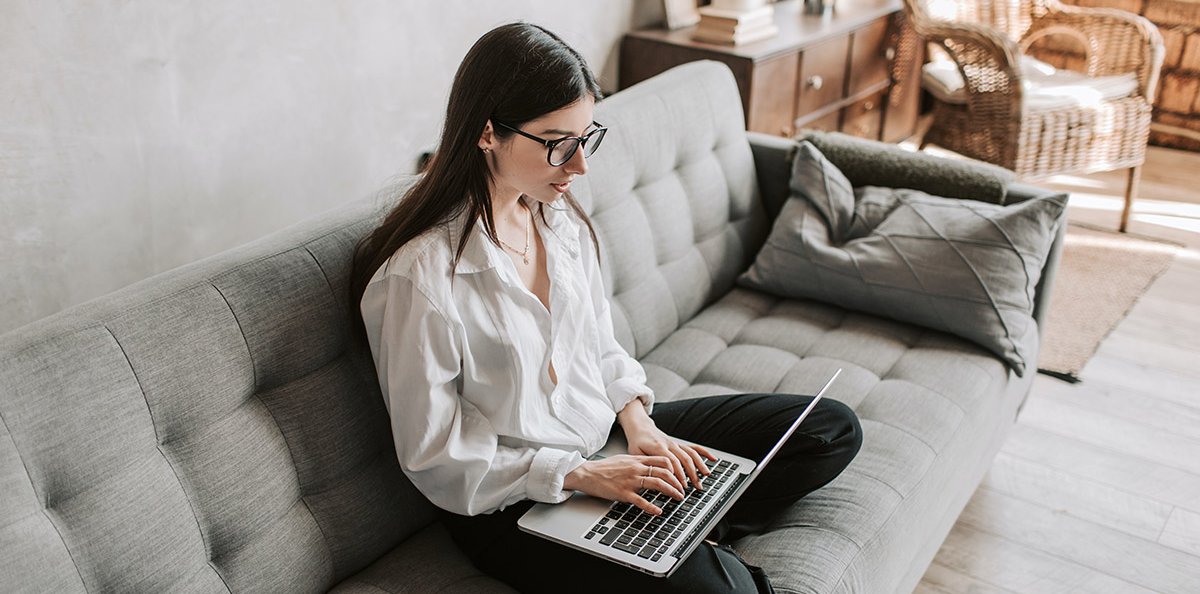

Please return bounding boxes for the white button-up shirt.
[360,197,655,516]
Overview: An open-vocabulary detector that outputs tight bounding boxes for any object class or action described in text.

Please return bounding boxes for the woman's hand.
[563,455,685,515]
[618,399,717,493]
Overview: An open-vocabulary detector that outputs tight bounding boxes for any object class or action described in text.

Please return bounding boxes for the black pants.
[442,393,863,593]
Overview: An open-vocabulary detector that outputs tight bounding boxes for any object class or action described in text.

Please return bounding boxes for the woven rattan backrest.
[916,0,1056,41]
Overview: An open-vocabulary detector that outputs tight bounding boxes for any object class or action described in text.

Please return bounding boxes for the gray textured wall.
[1,1,662,334]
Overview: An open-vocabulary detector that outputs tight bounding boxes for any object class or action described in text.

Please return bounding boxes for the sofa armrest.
[1005,182,1069,337]
[748,131,797,221]
[751,130,1021,212]
[799,131,1015,204]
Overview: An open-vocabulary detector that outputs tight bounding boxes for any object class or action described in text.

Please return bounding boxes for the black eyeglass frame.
[492,120,607,167]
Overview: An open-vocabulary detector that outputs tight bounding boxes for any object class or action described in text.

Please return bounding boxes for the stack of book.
[691,1,779,46]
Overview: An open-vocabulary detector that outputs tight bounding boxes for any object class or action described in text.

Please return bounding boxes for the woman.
[351,22,861,593]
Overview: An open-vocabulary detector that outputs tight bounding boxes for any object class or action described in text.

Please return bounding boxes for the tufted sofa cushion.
[0,198,438,592]
[637,286,1033,592]
[572,61,770,360]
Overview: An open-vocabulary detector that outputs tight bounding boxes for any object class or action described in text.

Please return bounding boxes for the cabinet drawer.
[848,18,891,97]
[748,53,800,136]
[795,35,849,118]
[841,92,884,140]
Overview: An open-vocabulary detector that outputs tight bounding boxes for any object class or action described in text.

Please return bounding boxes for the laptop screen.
[746,368,841,479]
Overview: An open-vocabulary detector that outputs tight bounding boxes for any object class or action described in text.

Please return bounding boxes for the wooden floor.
[914,144,1200,594]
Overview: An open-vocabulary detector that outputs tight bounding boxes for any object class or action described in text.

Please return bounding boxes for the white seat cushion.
[921,56,1138,112]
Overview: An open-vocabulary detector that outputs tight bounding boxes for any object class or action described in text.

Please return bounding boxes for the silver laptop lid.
[744,367,842,481]
[657,368,843,576]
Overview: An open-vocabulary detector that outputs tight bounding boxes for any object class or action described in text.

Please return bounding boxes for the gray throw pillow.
[738,141,1066,376]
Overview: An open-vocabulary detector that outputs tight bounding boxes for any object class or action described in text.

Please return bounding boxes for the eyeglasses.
[493,120,607,167]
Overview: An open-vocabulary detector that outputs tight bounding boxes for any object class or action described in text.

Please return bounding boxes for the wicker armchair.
[902,0,1164,231]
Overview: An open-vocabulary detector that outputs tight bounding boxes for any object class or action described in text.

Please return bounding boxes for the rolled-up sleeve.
[361,273,584,516]
[579,227,655,416]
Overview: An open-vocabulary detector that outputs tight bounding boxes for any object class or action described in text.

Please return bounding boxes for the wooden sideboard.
[619,0,922,143]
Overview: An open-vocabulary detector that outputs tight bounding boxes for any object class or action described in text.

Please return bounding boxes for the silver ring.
[646,466,654,478]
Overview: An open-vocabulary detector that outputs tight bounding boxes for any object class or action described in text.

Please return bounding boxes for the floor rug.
[1038,223,1181,382]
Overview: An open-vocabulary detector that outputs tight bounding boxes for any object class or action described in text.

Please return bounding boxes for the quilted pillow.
[738,142,1066,376]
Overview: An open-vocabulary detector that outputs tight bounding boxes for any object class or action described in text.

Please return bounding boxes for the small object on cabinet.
[663,0,701,30]
[803,0,835,15]
[709,0,769,10]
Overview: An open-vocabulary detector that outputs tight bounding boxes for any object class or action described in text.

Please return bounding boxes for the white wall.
[1,0,662,333]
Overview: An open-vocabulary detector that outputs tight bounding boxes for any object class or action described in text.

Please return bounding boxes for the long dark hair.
[349,22,603,341]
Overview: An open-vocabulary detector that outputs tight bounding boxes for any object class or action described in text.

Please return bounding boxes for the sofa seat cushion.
[642,287,1015,410]
[639,286,1032,592]
[329,522,515,593]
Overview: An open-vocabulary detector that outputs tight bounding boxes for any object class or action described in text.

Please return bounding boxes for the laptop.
[518,369,842,578]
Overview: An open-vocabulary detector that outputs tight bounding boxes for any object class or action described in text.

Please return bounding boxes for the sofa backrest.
[577,60,769,359]
[0,60,764,593]
[0,195,433,593]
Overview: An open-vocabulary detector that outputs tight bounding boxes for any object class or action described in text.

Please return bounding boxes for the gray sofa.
[0,61,1065,593]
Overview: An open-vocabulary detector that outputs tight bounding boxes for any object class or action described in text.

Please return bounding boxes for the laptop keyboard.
[583,458,742,562]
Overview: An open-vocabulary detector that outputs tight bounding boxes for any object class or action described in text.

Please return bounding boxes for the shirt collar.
[446,197,581,276]
[446,206,495,275]
[540,198,582,257]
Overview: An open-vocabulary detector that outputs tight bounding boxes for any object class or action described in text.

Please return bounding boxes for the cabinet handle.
[806,75,823,90]
[885,47,896,61]
[780,125,793,136]
[864,101,875,111]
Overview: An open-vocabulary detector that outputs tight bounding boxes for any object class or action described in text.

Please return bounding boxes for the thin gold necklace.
[497,202,531,265]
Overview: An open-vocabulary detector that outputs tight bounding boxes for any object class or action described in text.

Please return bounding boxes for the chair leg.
[1120,165,1141,233]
